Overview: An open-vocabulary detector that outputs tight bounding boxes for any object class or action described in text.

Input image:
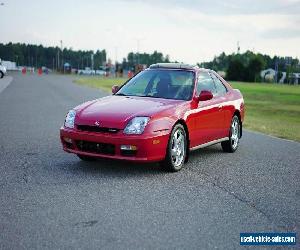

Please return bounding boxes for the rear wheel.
[221,115,240,153]
[0,71,3,78]
[77,154,96,161]
[161,124,187,172]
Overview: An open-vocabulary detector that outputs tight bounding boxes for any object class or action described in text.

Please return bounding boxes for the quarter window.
[197,72,216,96]
[211,73,227,96]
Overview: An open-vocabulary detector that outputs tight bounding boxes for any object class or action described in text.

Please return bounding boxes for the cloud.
[262,28,300,39]
[116,0,300,15]
[1,0,300,63]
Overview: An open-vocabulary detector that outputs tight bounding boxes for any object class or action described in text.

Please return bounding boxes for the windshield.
[116,69,195,101]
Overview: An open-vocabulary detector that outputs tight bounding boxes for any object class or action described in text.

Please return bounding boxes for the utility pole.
[135,38,144,65]
[136,39,140,64]
[114,46,118,65]
[275,58,279,83]
[60,40,63,69]
[237,41,240,54]
[57,49,60,70]
[91,53,94,70]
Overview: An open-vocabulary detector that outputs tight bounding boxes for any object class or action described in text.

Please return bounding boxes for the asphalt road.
[0,73,299,249]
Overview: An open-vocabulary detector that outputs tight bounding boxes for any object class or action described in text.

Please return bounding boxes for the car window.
[122,71,152,95]
[116,69,195,101]
[211,73,227,96]
[196,72,216,96]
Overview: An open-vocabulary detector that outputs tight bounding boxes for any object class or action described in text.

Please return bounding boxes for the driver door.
[188,72,225,147]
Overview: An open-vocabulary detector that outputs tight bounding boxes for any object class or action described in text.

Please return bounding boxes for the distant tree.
[124,50,170,69]
[246,56,265,82]
[226,58,246,81]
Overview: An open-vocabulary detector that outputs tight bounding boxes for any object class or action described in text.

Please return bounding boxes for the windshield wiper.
[137,94,154,98]
[115,93,127,96]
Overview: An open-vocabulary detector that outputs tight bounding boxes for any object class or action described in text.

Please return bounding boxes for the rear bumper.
[60,127,169,162]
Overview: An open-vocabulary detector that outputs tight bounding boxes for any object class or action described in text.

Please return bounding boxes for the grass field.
[230,81,300,142]
[74,76,300,142]
[75,76,126,92]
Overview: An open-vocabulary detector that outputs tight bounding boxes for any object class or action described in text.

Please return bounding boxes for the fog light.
[63,137,73,144]
[120,145,137,150]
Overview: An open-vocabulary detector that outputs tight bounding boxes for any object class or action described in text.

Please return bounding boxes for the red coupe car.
[60,63,244,171]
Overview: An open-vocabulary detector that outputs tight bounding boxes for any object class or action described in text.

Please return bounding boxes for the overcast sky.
[1,0,300,64]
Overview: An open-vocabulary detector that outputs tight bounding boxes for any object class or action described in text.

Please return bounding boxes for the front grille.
[77,125,120,134]
[76,140,115,155]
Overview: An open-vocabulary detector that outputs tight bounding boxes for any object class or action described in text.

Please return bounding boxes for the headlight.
[124,117,150,135]
[64,110,76,128]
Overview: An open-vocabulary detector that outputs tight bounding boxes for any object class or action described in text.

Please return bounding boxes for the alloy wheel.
[231,117,240,150]
[171,128,185,167]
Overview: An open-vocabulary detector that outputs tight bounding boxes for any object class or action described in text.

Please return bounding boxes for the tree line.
[1,42,299,82]
[0,42,170,70]
[121,51,170,70]
[199,51,300,82]
[0,42,107,70]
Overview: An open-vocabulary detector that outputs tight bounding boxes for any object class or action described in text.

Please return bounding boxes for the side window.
[211,73,227,96]
[197,72,216,96]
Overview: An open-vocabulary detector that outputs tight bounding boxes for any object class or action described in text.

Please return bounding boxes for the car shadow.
[66,145,222,175]
[189,145,223,159]
[53,144,226,182]
[67,156,165,178]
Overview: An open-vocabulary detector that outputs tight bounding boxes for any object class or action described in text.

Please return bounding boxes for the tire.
[0,71,3,79]
[161,124,187,172]
[221,115,240,153]
[77,154,96,161]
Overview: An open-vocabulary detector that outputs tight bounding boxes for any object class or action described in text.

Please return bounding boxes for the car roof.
[148,63,209,73]
[149,63,198,70]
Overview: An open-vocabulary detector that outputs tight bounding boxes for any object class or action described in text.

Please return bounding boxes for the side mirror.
[112,85,119,94]
[198,90,213,101]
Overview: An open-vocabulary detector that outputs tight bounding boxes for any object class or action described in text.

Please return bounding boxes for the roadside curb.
[0,76,13,95]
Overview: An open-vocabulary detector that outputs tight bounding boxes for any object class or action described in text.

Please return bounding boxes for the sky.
[0,0,300,64]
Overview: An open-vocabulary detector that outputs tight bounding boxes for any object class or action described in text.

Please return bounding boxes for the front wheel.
[221,115,240,153]
[161,124,187,172]
[0,72,3,78]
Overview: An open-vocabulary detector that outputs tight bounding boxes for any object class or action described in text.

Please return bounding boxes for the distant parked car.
[0,65,6,78]
[78,67,95,75]
[95,70,106,76]
[60,63,245,172]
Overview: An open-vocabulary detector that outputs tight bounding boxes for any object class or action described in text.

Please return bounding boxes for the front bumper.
[60,127,169,162]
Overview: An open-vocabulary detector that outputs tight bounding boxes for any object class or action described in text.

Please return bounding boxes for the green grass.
[73,76,300,142]
[230,81,300,142]
[74,76,127,92]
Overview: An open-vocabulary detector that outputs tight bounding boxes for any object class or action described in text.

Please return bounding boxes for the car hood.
[75,95,183,129]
